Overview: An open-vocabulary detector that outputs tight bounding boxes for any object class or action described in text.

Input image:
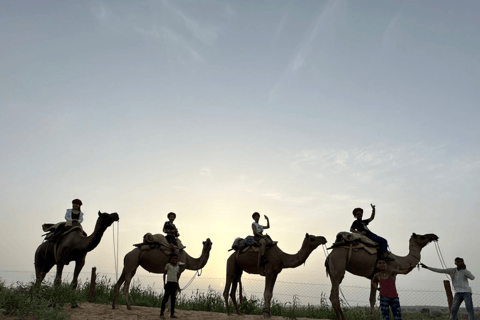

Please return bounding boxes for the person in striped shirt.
[420,258,476,320]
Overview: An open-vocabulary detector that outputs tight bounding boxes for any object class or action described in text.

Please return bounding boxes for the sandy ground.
[64,302,331,320]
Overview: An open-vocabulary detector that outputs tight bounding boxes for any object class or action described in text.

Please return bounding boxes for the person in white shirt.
[52,199,84,241]
[160,255,180,319]
[65,199,84,227]
[420,258,476,320]
[252,212,270,272]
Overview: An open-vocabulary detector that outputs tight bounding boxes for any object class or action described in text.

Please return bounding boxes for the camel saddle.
[42,222,86,241]
[229,235,277,253]
[328,231,379,255]
[133,233,185,255]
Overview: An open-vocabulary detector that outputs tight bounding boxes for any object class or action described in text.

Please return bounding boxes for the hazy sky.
[1,0,479,299]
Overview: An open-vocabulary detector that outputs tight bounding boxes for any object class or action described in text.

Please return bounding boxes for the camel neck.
[184,246,210,270]
[282,243,312,269]
[82,219,108,252]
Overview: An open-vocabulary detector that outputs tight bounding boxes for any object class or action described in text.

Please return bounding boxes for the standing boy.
[421,258,476,320]
[160,254,180,319]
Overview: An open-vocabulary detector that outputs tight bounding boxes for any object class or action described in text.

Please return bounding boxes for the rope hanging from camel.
[180,268,202,291]
[433,240,451,281]
[112,221,120,282]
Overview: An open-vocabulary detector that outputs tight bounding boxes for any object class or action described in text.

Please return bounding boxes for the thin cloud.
[200,168,211,175]
[269,0,340,104]
[163,0,221,45]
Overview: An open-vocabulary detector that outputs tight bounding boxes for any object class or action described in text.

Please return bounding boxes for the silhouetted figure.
[421,258,476,320]
[371,258,415,320]
[350,204,394,261]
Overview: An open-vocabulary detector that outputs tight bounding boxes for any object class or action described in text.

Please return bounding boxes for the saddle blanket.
[328,231,379,254]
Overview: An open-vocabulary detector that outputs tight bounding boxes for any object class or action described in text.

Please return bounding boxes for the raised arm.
[366,204,376,222]
[264,215,270,230]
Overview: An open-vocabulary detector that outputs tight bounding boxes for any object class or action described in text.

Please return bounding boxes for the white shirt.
[65,209,84,224]
[165,263,180,282]
[253,222,264,235]
[429,267,475,293]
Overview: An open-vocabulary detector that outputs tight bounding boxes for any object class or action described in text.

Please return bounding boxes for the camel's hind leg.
[112,269,126,309]
[223,254,242,315]
[326,253,347,320]
[122,265,138,310]
[113,249,141,310]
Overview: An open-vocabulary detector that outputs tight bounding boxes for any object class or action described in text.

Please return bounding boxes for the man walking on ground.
[420,258,476,320]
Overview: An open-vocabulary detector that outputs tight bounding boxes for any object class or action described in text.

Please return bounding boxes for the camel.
[112,238,212,310]
[34,211,120,288]
[223,233,327,318]
[325,233,438,320]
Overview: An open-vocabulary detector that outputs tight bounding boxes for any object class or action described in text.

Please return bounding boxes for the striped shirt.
[428,267,475,293]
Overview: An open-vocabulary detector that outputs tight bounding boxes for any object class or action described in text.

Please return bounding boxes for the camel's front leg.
[369,285,377,320]
[263,273,278,318]
[329,281,346,320]
[54,262,65,286]
[71,258,85,289]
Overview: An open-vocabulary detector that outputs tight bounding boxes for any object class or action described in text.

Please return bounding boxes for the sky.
[1,0,480,305]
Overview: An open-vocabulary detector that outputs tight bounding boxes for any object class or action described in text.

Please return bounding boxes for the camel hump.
[229,236,277,252]
[332,231,378,247]
[139,233,185,251]
[43,224,85,242]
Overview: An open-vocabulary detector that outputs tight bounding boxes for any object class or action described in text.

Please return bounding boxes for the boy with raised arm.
[350,204,394,261]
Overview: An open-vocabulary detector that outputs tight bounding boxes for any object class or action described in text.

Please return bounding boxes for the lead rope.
[434,241,451,281]
[181,268,202,291]
[112,221,119,281]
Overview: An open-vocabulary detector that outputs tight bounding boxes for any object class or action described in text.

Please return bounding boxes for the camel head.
[304,233,328,250]
[202,238,213,253]
[410,233,438,248]
[97,211,120,228]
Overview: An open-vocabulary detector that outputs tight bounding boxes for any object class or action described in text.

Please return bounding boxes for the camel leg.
[112,269,126,309]
[327,255,347,320]
[223,255,237,315]
[229,274,243,315]
[34,243,54,286]
[54,262,65,286]
[263,272,277,318]
[122,266,138,310]
[70,258,85,289]
[369,285,377,320]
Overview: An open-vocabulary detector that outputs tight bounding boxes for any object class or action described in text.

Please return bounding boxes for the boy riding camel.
[163,212,180,256]
[252,212,272,272]
[350,204,394,261]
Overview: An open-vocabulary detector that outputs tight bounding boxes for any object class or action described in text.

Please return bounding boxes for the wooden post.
[88,267,97,302]
[443,280,453,311]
